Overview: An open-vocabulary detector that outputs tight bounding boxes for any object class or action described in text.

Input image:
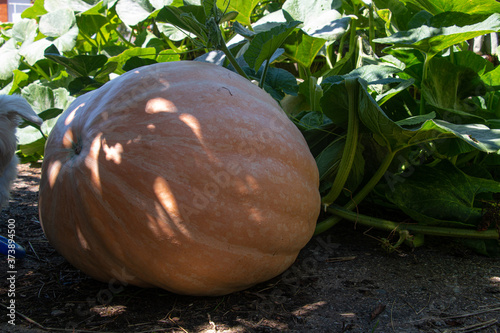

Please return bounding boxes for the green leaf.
[115,0,155,26]
[244,20,301,72]
[283,30,326,69]
[260,66,299,100]
[38,9,76,38]
[282,0,342,22]
[21,0,48,19]
[303,14,350,41]
[282,0,347,41]
[77,12,109,39]
[9,70,30,94]
[372,0,415,31]
[18,137,46,160]
[19,39,52,65]
[122,57,158,71]
[45,48,108,77]
[149,0,177,10]
[156,22,194,41]
[17,83,73,145]
[19,9,79,64]
[107,47,157,73]
[11,18,38,44]
[400,0,500,16]
[374,13,500,58]
[157,49,181,62]
[316,137,345,181]
[481,66,500,88]
[157,5,207,41]
[44,0,99,12]
[320,81,349,125]
[422,56,487,111]
[385,161,500,228]
[356,79,500,153]
[0,39,21,80]
[216,0,260,26]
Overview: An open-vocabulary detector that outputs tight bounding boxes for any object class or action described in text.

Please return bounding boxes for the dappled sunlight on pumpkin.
[75,224,90,250]
[47,160,62,188]
[64,102,84,125]
[145,97,177,114]
[87,134,103,193]
[62,128,75,149]
[102,139,123,164]
[179,113,203,142]
[152,176,192,239]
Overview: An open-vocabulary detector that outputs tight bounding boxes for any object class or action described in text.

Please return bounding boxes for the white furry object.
[0,95,43,210]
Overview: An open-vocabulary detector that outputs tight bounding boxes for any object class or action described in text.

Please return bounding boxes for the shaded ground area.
[1,164,500,332]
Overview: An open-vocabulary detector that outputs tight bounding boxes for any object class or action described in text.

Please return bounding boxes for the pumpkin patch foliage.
[1,0,500,266]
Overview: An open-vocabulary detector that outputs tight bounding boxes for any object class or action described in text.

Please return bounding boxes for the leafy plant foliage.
[1,0,499,254]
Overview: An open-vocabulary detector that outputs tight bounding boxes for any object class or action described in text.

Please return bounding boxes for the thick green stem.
[315,150,397,235]
[419,54,430,115]
[336,31,348,62]
[114,27,136,48]
[367,4,376,54]
[259,59,270,88]
[314,215,342,235]
[328,205,500,239]
[322,78,360,206]
[349,4,359,66]
[165,37,183,53]
[23,62,50,81]
[346,150,396,211]
[219,42,251,81]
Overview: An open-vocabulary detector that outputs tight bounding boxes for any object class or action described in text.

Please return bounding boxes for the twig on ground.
[326,256,357,262]
[405,294,431,315]
[442,318,498,332]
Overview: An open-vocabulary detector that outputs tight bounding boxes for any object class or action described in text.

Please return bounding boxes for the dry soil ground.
[1,164,500,333]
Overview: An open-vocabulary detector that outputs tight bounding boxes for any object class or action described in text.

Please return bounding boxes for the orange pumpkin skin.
[39,61,320,296]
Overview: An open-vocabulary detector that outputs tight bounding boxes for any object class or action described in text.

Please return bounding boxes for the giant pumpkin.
[39,61,320,296]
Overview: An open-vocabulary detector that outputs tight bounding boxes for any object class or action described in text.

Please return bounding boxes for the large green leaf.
[422,55,487,111]
[373,0,415,31]
[156,5,208,42]
[45,49,108,77]
[44,0,99,12]
[17,83,74,145]
[19,8,79,64]
[400,0,500,16]
[385,161,500,228]
[156,22,195,41]
[107,47,157,73]
[283,30,326,69]
[216,0,260,26]
[38,8,76,38]
[374,13,500,58]
[0,39,21,80]
[481,66,500,88]
[21,0,48,19]
[282,0,347,41]
[282,0,342,22]
[10,18,38,43]
[243,20,301,72]
[356,79,500,153]
[115,0,155,26]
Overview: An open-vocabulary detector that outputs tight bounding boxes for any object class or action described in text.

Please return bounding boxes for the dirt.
[1,164,500,333]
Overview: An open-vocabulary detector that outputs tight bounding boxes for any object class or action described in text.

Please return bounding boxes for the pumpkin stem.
[219,42,251,81]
